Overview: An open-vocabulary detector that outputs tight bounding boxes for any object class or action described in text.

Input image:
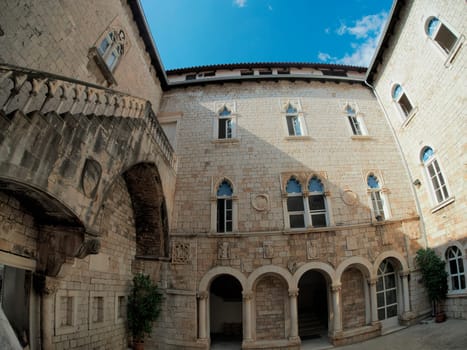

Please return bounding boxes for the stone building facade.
[0,0,464,349]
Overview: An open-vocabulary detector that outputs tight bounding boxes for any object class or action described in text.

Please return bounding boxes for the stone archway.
[122,163,168,257]
[297,270,329,340]
[209,274,243,347]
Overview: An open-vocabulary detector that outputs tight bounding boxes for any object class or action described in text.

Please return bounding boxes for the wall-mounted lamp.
[413,179,421,187]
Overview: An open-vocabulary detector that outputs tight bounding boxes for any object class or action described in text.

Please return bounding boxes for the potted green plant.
[127,273,163,349]
[415,248,448,322]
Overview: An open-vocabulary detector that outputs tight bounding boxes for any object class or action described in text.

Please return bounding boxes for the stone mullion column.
[288,289,299,340]
[242,291,253,342]
[400,270,411,313]
[197,291,209,340]
[368,278,379,324]
[331,284,342,333]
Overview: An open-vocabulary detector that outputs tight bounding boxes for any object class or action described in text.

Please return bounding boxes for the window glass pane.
[311,214,327,227]
[441,185,449,199]
[427,17,440,37]
[286,104,297,114]
[436,24,457,53]
[378,308,385,321]
[399,93,413,116]
[286,179,302,193]
[422,147,434,163]
[106,51,118,69]
[386,290,397,304]
[450,260,458,274]
[377,292,384,307]
[226,211,232,221]
[367,175,380,189]
[392,85,402,100]
[219,106,231,116]
[226,199,232,209]
[219,119,227,138]
[309,195,325,210]
[287,197,304,211]
[293,117,302,136]
[226,221,232,232]
[387,305,398,318]
[376,277,383,290]
[289,214,305,228]
[385,275,396,289]
[217,181,233,196]
[226,119,232,138]
[435,188,444,203]
[460,275,466,290]
[308,177,324,192]
[217,199,225,232]
[452,277,459,290]
[287,116,295,135]
[458,259,464,273]
[98,37,110,55]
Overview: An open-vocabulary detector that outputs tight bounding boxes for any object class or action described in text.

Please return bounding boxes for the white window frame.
[210,177,238,233]
[213,102,238,141]
[392,84,416,125]
[307,177,329,228]
[376,259,399,322]
[344,103,368,137]
[420,147,453,211]
[97,30,125,72]
[366,173,391,222]
[281,99,308,138]
[445,245,467,294]
[425,16,464,66]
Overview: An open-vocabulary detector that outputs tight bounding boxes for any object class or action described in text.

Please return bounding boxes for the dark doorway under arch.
[298,270,329,340]
[210,274,243,346]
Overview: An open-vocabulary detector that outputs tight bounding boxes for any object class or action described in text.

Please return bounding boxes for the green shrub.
[127,273,163,341]
[415,248,448,305]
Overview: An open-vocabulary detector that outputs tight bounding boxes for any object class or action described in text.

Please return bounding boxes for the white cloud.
[337,12,387,38]
[267,4,273,11]
[318,52,337,62]
[329,11,388,66]
[336,35,380,66]
[233,0,247,8]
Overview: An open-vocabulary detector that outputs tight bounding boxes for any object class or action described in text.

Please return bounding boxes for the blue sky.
[140,0,393,70]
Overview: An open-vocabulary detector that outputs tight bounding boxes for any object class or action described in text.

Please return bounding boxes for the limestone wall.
[372,0,466,248]
[0,0,163,110]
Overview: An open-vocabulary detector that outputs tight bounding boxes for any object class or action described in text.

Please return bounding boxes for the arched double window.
[367,174,389,221]
[97,30,125,72]
[445,246,466,292]
[216,180,233,233]
[421,147,450,205]
[285,176,328,229]
[392,84,414,120]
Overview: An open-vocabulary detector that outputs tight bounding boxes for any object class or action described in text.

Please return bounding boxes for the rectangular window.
[217,199,232,232]
[427,160,449,203]
[92,296,104,323]
[398,93,413,117]
[286,115,302,136]
[218,118,232,139]
[371,191,385,220]
[308,195,327,227]
[185,74,196,80]
[435,24,458,54]
[287,196,305,228]
[348,115,362,135]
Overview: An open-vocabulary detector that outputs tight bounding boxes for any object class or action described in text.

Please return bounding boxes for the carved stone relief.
[81,158,102,198]
[172,241,191,264]
[263,241,273,258]
[218,242,230,260]
[306,240,319,260]
[251,193,269,212]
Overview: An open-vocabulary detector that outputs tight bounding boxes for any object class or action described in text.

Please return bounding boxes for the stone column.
[41,276,60,350]
[368,278,379,324]
[289,289,299,340]
[242,291,253,342]
[331,284,342,333]
[401,270,411,313]
[197,291,209,340]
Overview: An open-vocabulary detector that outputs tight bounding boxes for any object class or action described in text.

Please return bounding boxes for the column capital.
[331,284,342,293]
[242,291,254,300]
[288,289,299,297]
[367,277,378,285]
[197,291,209,300]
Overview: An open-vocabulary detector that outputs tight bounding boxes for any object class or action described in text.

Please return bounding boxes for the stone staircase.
[299,313,327,339]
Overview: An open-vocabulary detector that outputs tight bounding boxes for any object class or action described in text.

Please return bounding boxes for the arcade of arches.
[198,255,412,347]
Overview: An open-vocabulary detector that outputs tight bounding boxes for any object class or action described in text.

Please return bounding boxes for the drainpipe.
[364,80,428,260]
